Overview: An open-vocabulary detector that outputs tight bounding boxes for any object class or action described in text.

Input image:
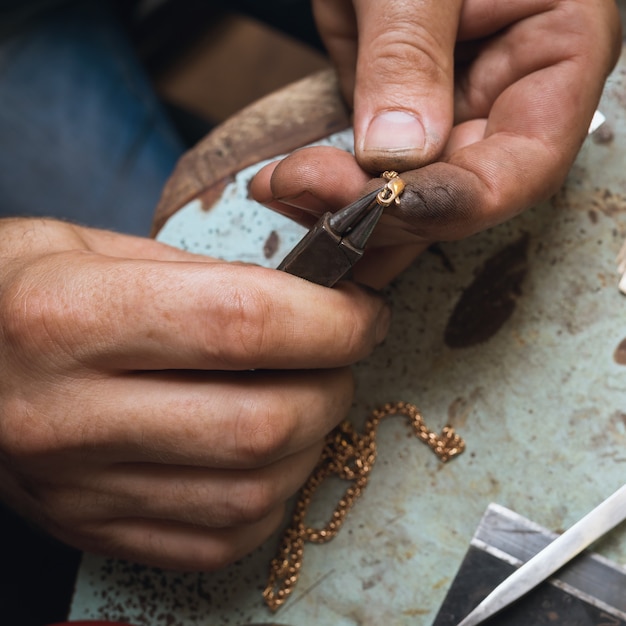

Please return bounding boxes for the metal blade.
[456,483,626,626]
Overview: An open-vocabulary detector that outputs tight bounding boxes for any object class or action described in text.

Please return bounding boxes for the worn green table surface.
[70,37,626,626]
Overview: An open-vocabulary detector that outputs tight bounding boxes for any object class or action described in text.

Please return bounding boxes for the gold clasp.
[376,170,405,207]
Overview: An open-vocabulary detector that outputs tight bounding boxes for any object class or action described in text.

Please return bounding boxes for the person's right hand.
[0,217,390,571]
[252,0,620,289]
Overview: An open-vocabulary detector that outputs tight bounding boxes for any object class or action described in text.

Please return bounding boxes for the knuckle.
[332,299,376,362]
[0,398,52,460]
[0,259,78,361]
[39,486,86,525]
[457,79,491,120]
[369,22,451,86]
[549,1,620,67]
[209,278,275,367]
[228,478,277,525]
[323,367,356,413]
[0,270,49,354]
[195,545,238,572]
[232,400,294,466]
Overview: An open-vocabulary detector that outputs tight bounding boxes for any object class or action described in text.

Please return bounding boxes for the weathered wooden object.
[151,68,349,236]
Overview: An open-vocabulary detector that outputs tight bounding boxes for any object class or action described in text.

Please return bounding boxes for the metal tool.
[277,171,405,287]
[456,483,626,626]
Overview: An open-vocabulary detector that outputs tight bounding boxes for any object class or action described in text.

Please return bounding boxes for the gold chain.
[263,401,465,611]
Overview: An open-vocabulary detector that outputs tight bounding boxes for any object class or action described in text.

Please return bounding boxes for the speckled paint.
[69,45,626,626]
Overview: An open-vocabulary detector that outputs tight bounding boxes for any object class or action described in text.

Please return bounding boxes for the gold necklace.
[263,401,465,611]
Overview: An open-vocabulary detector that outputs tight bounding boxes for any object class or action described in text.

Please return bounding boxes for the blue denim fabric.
[0,0,185,235]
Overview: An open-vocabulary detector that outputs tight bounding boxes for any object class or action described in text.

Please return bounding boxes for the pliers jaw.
[277,172,405,287]
[277,189,383,287]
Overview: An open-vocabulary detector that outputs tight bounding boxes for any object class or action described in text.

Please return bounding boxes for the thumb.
[351,0,462,173]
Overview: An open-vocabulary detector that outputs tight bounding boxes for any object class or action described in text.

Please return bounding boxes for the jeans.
[0,0,186,236]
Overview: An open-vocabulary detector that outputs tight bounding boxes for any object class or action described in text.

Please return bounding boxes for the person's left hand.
[250,0,621,288]
[0,217,389,572]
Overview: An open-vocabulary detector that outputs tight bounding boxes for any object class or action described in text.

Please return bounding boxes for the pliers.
[277,171,405,287]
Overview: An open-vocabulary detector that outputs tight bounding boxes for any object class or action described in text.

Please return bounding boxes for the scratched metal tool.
[455,484,626,626]
[277,171,404,287]
[433,502,626,626]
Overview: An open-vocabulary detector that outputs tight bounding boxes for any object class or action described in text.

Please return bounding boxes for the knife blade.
[456,483,626,626]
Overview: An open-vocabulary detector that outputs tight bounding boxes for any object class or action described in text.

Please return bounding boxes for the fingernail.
[364,110,425,152]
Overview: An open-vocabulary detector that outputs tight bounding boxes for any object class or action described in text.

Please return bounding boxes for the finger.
[3,251,390,372]
[389,143,552,243]
[389,103,594,241]
[389,5,621,241]
[350,0,463,172]
[457,0,558,41]
[354,242,428,290]
[454,1,622,123]
[457,0,620,45]
[68,508,286,571]
[250,146,371,216]
[250,150,429,288]
[79,226,221,263]
[250,134,486,222]
[312,0,358,102]
[441,119,487,157]
[68,441,324,530]
[0,218,215,264]
[28,368,355,469]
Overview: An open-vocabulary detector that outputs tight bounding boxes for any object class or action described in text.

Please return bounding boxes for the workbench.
[69,35,626,626]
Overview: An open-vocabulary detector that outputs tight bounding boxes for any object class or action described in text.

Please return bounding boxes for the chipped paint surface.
[70,51,626,626]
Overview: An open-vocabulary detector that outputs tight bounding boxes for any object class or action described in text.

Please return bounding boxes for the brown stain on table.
[444,234,530,348]
[614,338,626,365]
[263,230,280,259]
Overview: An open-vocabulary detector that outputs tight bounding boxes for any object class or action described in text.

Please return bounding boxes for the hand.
[250,0,621,287]
[0,218,390,571]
